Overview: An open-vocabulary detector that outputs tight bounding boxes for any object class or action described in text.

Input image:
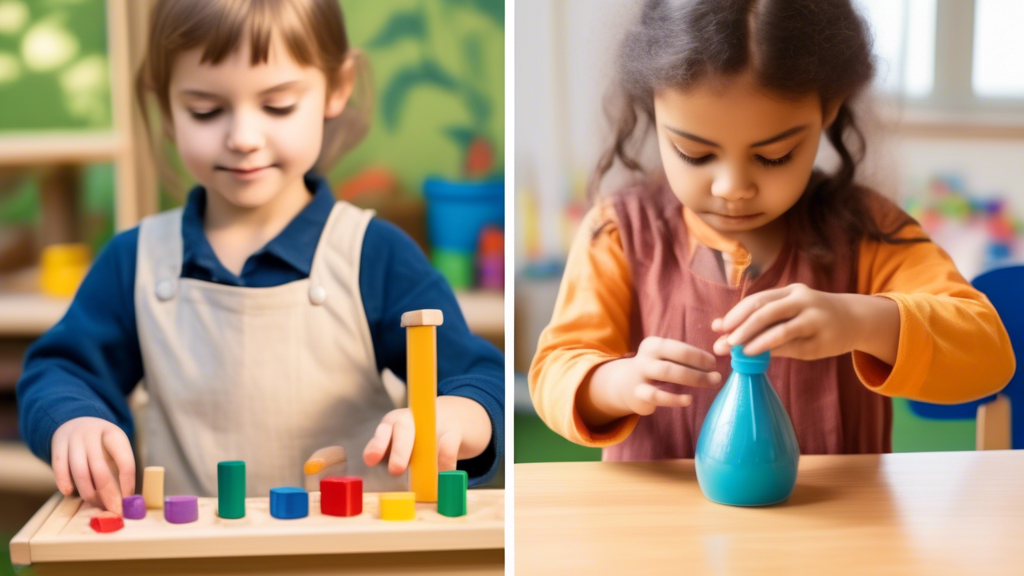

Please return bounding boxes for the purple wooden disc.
[165,495,198,524]
[123,494,146,519]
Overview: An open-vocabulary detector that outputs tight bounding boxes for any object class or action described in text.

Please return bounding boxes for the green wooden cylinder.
[218,461,246,519]
[437,470,468,517]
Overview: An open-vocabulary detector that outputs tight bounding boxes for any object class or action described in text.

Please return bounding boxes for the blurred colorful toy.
[477,226,504,291]
[337,165,401,202]
[424,176,504,290]
[905,175,1023,280]
[336,166,429,255]
[40,242,90,297]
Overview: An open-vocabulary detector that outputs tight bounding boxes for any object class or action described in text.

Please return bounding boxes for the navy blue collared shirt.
[16,173,504,486]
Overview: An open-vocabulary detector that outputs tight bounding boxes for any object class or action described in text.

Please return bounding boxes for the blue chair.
[907,265,1022,449]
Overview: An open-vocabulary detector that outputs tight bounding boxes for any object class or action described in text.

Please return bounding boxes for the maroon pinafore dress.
[605,180,892,461]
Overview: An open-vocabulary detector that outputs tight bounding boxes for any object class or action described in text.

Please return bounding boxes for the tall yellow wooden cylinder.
[402,309,443,503]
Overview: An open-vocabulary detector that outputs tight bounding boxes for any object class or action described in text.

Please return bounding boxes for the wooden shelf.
[0,440,55,494]
[0,267,71,337]
[0,284,501,339]
[0,132,122,167]
[454,290,504,338]
[0,293,70,337]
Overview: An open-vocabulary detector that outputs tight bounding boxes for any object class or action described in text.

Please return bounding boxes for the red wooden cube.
[89,511,124,533]
[321,476,362,516]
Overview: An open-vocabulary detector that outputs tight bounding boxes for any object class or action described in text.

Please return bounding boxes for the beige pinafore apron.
[134,201,405,497]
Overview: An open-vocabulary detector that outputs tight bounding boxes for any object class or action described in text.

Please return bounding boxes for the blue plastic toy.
[695,346,800,506]
[423,176,504,254]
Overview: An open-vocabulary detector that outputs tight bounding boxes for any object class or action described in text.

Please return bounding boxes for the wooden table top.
[515,451,1023,575]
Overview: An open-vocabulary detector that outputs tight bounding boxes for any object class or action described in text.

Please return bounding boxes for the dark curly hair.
[593,0,924,264]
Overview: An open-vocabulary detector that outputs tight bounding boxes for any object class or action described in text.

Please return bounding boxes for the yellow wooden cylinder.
[408,325,438,503]
[379,492,417,521]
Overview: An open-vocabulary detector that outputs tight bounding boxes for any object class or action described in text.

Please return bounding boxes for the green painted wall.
[0,0,111,131]
[514,397,978,464]
[333,0,505,189]
[0,0,504,242]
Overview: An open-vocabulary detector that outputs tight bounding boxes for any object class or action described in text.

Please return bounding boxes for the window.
[973,0,1024,98]
[855,0,1024,111]
[856,0,936,98]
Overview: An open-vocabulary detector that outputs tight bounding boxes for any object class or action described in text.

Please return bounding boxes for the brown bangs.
[136,0,372,197]
[141,0,349,116]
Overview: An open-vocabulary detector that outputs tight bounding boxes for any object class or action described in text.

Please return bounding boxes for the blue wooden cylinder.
[269,487,309,519]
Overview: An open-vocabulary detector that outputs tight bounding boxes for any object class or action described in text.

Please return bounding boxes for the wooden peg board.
[11,489,504,575]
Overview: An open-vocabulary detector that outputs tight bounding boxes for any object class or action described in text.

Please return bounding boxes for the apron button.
[156,279,176,301]
[309,285,327,305]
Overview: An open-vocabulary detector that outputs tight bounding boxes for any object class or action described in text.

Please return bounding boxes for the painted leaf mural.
[0,0,110,130]
[335,0,504,187]
[381,58,461,129]
[365,10,426,49]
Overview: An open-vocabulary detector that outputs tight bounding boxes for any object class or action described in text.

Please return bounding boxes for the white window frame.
[889,0,1024,134]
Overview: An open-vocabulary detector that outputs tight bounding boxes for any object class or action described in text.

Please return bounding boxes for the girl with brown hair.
[18,0,503,514]
[530,0,1013,461]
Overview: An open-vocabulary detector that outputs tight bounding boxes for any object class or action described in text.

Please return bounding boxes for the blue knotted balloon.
[695,345,800,506]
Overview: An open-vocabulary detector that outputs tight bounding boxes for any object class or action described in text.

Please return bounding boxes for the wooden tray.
[11,489,504,566]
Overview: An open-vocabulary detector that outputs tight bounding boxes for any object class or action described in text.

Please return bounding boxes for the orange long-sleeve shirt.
[530,199,1016,448]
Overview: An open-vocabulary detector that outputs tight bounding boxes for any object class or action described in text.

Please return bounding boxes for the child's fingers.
[769,336,817,361]
[363,421,395,467]
[387,416,415,476]
[85,433,122,515]
[713,335,730,356]
[634,383,692,411]
[639,337,716,370]
[437,430,461,472]
[639,359,721,388]
[101,428,136,498]
[51,433,74,497]
[746,318,816,358]
[726,297,804,349]
[68,434,98,507]
[716,287,791,334]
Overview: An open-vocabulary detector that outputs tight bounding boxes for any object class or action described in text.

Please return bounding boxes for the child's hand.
[362,396,492,476]
[51,416,136,515]
[712,283,892,362]
[620,337,722,414]
[579,337,722,426]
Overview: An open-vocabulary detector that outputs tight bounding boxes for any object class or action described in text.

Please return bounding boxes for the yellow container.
[40,243,91,297]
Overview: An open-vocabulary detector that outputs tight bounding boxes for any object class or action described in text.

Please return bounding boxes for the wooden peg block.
[380,492,416,521]
[321,476,362,517]
[218,461,246,519]
[143,466,164,509]
[304,446,347,475]
[123,494,146,519]
[404,309,443,503]
[165,495,198,524]
[89,511,124,533]
[400,309,444,327]
[270,487,309,520]
[438,470,468,517]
